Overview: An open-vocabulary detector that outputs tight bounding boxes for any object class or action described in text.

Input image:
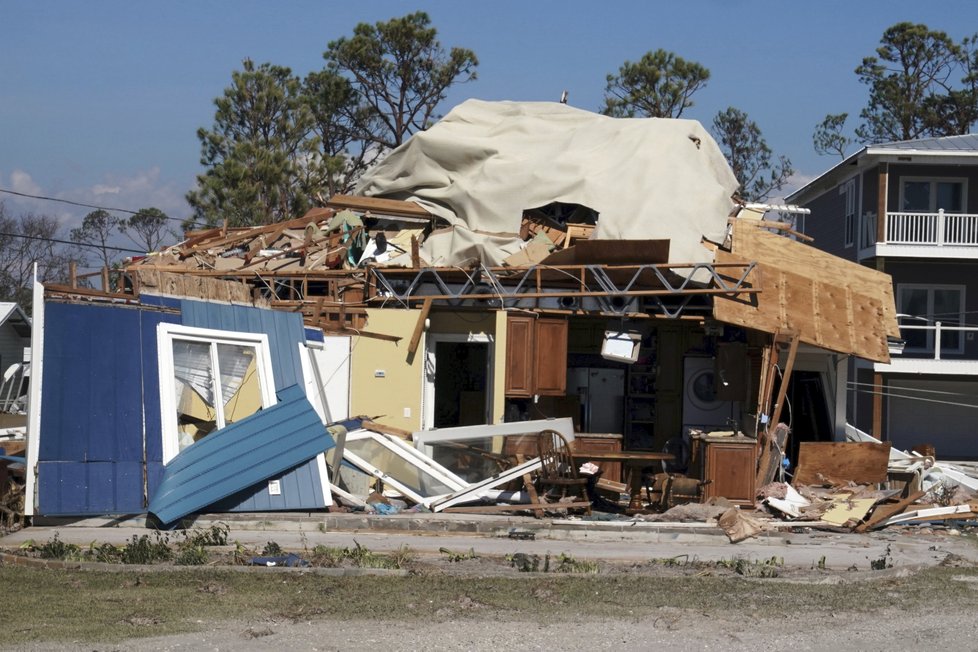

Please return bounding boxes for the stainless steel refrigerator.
[567,367,625,433]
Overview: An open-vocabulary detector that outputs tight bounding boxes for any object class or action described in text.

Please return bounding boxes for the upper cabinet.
[505,315,568,397]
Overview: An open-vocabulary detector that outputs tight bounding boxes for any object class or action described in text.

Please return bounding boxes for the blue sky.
[3,0,978,235]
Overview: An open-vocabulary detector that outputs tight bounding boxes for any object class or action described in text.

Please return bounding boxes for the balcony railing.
[884,210,978,246]
[898,321,978,361]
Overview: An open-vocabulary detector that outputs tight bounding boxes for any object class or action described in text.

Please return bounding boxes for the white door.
[300,337,351,425]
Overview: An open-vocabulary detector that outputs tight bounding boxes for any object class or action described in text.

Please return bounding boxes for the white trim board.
[413,417,575,458]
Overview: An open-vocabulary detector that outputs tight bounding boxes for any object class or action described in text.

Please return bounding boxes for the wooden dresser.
[691,435,758,507]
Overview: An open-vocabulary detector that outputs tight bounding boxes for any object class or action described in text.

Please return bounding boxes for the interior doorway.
[423,334,494,430]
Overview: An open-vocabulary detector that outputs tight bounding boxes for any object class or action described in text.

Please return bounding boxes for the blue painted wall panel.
[40,303,143,463]
[37,461,144,515]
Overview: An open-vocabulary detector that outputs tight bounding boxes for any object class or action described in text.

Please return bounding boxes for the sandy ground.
[18,606,977,652]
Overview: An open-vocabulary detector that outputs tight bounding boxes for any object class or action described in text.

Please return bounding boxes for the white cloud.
[9,169,41,196]
[92,184,121,195]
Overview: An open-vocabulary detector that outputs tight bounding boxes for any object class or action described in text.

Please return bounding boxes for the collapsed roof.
[356,99,739,267]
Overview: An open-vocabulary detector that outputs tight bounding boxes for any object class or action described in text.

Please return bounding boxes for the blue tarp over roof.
[148,384,334,525]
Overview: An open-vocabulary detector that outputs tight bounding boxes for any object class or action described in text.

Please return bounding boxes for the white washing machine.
[683,356,736,430]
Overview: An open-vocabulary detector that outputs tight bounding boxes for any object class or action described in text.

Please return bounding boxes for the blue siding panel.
[148,385,334,524]
[37,461,144,515]
[208,457,327,513]
[40,303,143,463]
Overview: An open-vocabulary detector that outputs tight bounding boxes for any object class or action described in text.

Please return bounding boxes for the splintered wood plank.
[729,220,899,338]
[326,194,433,218]
[793,441,891,487]
[855,490,925,533]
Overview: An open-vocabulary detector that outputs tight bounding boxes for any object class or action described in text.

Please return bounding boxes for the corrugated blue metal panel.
[207,457,327,512]
[40,303,143,462]
[37,461,143,515]
[179,300,305,392]
[148,385,334,524]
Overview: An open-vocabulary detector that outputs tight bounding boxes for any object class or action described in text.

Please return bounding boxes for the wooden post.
[407,297,433,357]
[877,163,888,243]
[411,236,420,269]
[69,261,77,288]
[872,371,884,439]
[101,266,110,292]
[769,335,800,429]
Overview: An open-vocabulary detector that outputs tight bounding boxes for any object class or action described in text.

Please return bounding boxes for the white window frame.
[896,283,966,355]
[157,323,277,464]
[342,429,469,506]
[841,178,856,247]
[898,177,968,213]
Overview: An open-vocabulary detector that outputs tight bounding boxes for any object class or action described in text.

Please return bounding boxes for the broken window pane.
[172,340,217,452]
[344,437,457,497]
[217,343,261,425]
[170,339,264,453]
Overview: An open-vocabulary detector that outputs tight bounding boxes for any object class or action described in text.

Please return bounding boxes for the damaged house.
[21,100,899,521]
[788,134,978,460]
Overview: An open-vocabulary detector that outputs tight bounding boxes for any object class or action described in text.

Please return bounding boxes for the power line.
[0,231,145,254]
[0,187,190,224]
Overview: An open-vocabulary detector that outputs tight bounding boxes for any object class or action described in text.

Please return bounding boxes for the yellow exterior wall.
[349,308,425,431]
[350,308,508,432]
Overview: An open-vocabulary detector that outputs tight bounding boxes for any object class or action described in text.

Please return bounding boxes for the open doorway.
[423,334,494,480]
[423,333,494,429]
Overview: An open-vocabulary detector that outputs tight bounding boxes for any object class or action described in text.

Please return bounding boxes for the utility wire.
[847,384,978,410]
[0,187,189,224]
[847,380,977,399]
[0,231,144,254]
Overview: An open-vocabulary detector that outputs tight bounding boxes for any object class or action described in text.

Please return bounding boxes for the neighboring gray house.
[0,302,30,374]
[787,134,978,459]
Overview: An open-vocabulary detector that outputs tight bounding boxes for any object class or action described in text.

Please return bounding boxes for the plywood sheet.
[793,441,892,486]
[729,220,899,338]
[712,251,890,362]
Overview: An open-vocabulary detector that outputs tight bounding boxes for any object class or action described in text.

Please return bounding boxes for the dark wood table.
[572,451,675,512]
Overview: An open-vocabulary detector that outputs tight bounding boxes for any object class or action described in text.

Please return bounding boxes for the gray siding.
[885,259,978,360]
[886,163,978,213]
[799,173,859,261]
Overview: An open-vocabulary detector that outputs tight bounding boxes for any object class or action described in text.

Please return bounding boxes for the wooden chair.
[536,429,591,515]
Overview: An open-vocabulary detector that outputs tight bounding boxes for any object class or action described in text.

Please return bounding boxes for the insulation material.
[356,99,738,267]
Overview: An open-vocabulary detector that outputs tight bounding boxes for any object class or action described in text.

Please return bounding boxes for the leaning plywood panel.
[728,220,899,339]
[148,385,334,525]
[713,251,890,362]
[794,441,891,486]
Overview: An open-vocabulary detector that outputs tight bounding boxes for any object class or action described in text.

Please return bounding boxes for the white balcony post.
[935,321,942,360]
[937,209,945,246]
